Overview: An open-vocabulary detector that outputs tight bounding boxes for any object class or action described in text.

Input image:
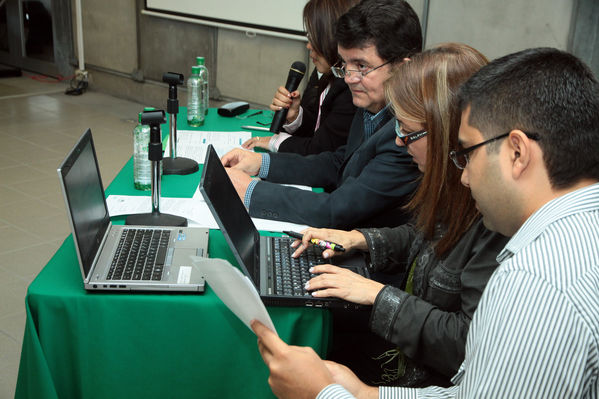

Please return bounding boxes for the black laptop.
[199,144,369,309]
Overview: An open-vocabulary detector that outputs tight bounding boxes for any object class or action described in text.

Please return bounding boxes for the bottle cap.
[196,56,205,66]
[139,107,155,123]
[191,65,200,74]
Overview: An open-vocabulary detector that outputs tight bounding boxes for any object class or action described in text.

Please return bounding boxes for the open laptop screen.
[199,145,260,281]
[58,129,110,278]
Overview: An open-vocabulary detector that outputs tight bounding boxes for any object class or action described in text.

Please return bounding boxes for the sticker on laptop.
[177,266,192,284]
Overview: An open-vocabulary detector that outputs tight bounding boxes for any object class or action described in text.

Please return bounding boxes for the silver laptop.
[57,129,208,292]
[199,144,369,309]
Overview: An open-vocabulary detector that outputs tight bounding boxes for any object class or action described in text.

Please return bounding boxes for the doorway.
[0,0,73,77]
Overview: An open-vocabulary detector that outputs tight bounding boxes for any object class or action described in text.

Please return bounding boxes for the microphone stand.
[161,72,199,175]
[126,110,187,227]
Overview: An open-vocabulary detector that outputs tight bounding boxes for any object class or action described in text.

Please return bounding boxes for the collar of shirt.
[497,182,599,263]
[362,104,391,140]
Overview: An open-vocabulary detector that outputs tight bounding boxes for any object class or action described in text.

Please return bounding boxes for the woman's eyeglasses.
[395,120,428,145]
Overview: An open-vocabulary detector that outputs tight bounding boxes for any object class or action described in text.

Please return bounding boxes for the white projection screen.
[145,0,308,35]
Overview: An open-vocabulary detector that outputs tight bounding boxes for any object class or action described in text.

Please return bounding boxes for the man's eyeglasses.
[450,131,541,169]
[395,120,427,145]
[331,60,392,79]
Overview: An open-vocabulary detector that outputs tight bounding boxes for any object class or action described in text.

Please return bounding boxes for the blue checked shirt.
[318,183,599,399]
[243,155,270,208]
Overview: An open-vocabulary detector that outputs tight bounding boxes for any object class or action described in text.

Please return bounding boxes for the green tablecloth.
[15,108,331,399]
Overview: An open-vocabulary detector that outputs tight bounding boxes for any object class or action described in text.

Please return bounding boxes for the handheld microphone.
[270,61,307,133]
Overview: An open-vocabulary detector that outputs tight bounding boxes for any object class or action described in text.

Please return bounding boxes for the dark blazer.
[278,69,357,155]
[249,108,421,229]
[297,68,321,119]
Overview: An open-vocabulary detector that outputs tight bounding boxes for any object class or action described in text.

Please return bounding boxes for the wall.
[80,0,137,74]
[570,0,599,76]
[74,0,305,109]
[74,0,579,110]
[424,0,573,60]
[216,29,309,106]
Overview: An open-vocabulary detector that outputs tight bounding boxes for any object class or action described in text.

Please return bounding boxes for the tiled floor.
[0,73,147,398]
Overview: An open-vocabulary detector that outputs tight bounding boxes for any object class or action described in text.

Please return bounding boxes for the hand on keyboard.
[304,265,383,305]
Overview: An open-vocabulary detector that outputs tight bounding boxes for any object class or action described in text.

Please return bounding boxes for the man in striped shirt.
[251,47,599,398]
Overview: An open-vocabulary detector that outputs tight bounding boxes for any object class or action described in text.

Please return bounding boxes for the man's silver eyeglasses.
[449,131,540,169]
[395,120,427,145]
[331,60,392,79]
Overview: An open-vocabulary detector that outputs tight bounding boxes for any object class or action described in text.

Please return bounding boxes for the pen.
[241,125,271,132]
[283,231,345,252]
[236,110,263,120]
[246,110,263,118]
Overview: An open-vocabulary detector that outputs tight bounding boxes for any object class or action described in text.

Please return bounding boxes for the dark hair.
[335,0,422,62]
[458,47,599,189]
[386,43,488,256]
[304,0,360,69]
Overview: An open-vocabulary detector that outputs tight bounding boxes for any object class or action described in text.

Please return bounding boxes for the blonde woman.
[293,43,510,387]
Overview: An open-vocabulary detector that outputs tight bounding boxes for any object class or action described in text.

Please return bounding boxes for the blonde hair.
[385,43,488,256]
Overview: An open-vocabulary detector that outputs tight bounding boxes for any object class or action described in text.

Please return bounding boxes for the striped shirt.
[362,105,390,141]
[319,183,599,399]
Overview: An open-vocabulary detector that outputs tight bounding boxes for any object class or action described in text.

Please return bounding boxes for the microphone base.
[125,211,188,227]
[162,157,199,175]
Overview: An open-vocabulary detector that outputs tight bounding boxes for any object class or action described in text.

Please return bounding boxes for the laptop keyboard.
[272,237,327,296]
[107,229,171,281]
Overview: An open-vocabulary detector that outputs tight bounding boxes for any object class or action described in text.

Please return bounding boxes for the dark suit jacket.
[279,69,357,155]
[249,108,421,229]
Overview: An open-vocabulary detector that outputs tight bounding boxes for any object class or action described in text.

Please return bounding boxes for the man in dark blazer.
[222,0,422,229]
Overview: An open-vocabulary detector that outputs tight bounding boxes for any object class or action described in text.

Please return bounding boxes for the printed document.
[164,130,251,163]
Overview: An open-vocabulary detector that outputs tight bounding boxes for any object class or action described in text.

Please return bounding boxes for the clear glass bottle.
[196,56,209,115]
[187,66,204,127]
[133,107,155,190]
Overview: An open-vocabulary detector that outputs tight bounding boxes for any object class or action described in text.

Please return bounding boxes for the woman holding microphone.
[243,0,358,155]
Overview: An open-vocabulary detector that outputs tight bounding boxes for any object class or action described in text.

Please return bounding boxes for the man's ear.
[508,130,532,180]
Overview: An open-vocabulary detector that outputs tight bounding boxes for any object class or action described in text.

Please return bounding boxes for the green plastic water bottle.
[187,66,204,127]
[196,56,209,115]
[133,107,154,190]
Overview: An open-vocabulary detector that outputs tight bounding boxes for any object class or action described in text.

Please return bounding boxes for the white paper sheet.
[106,195,219,228]
[164,130,252,163]
[106,194,309,233]
[190,257,277,335]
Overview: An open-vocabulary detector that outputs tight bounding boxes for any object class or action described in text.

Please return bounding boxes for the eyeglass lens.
[395,120,427,145]
[450,151,467,169]
[330,60,391,79]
